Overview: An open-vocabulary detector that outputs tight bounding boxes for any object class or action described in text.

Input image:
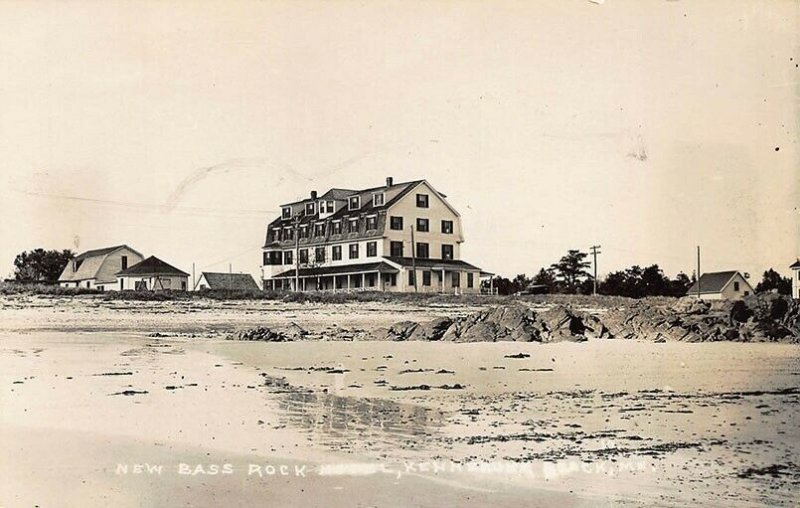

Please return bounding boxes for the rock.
[285,322,308,340]
[237,327,291,342]
[383,321,420,341]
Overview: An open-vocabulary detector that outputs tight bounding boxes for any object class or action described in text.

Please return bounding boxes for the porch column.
[361,272,365,290]
[347,275,351,290]
[441,268,446,293]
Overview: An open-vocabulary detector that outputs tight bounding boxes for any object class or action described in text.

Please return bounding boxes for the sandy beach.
[1,295,799,507]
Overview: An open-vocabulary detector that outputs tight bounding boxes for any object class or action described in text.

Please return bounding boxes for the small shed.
[116,256,189,291]
[686,271,754,300]
[194,272,260,291]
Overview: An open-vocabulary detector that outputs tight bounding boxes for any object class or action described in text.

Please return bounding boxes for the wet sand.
[1,296,799,506]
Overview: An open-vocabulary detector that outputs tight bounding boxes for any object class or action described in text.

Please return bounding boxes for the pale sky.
[1,0,798,284]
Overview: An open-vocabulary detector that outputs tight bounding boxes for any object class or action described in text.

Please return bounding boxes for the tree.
[532,268,558,292]
[13,249,75,284]
[755,269,791,295]
[599,264,688,298]
[550,250,591,293]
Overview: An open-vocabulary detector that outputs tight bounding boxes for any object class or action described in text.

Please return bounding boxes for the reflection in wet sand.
[263,375,446,457]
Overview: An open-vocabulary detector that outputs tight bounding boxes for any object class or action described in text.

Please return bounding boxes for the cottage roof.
[117,256,189,277]
[686,271,744,294]
[58,244,142,282]
[198,272,259,290]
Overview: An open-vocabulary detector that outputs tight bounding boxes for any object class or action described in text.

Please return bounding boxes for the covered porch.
[266,262,399,292]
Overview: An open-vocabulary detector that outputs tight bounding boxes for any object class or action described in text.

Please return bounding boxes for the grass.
[1,280,676,308]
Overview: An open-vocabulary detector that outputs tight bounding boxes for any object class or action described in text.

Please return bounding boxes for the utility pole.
[696,246,701,298]
[192,262,195,291]
[294,214,301,292]
[590,245,602,295]
[410,226,418,292]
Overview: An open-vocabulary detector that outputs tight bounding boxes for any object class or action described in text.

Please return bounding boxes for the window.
[467,273,474,288]
[121,256,128,270]
[331,221,342,235]
[390,216,404,230]
[284,251,293,265]
[271,227,281,242]
[97,285,104,291]
[349,244,359,259]
[390,241,404,257]
[373,193,385,206]
[367,241,377,257]
[366,216,378,231]
[423,271,431,286]
[349,196,361,210]
[305,202,315,215]
[263,252,268,265]
[416,193,429,208]
[282,207,291,219]
[314,223,326,237]
[315,247,326,263]
[452,272,461,287]
[332,245,342,261]
[408,270,416,286]
[284,227,294,240]
[299,249,309,264]
[264,251,282,265]
[441,220,453,234]
[744,291,750,296]
[348,218,359,233]
[299,226,309,239]
[416,242,429,259]
[416,218,429,232]
[441,244,454,260]
[319,200,335,214]
[734,281,740,291]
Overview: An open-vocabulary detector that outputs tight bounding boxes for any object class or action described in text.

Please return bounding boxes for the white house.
[790,259,800,299]
[686,271,754,300]
[261,177,489,293]
[58,245,144,291]
[116,256,189,291]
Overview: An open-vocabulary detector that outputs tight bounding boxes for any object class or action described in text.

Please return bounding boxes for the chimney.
[386,177,393,187]
[310,190,318,200]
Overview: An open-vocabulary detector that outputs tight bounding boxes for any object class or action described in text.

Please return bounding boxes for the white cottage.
[58,245,144,291]
[116,256,189,291]
[686,271,754,300]
[790,260,800,299]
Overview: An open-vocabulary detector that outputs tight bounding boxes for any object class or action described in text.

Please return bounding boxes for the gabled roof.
[198,272,259,290]
[74,245,138,260]
[790,259,800,269]
[58,244,142,282]
[686,271,746,294]
[117,256,189,277]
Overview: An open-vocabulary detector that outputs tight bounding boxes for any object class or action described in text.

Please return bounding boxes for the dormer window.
[366,215,378,231]
[282,207,291,219]
[319,200,335,214]
[373,193,385,206]
[348,218,359,233]
[305,202,316,215]
[299,225,309,239]
[314,223,326,237]
[349,196,361,210]
[331,221,342,235]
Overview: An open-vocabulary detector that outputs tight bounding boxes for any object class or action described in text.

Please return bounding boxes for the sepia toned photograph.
[0,1,798,506]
